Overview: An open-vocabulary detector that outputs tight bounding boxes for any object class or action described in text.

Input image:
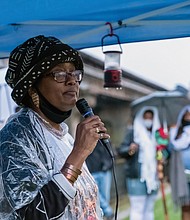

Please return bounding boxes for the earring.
[29,88,40,108]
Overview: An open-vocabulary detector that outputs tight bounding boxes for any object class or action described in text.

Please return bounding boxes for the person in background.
[118,106,161,220]
[169,105,190,220]
[86,141,114,220]
[0,35,110,220]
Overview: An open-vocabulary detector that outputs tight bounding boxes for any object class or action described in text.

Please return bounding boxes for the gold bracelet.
[62,167,78,179]
[62,171,77,184]
[63,163,82,175]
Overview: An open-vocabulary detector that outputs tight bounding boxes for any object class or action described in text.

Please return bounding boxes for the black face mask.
[182,119,190,127]
[36,88,72,124]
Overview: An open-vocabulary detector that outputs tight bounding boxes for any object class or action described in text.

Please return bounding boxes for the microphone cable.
[98,139,119,220]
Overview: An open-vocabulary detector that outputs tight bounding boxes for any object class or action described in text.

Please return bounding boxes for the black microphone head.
[76,98,94,118]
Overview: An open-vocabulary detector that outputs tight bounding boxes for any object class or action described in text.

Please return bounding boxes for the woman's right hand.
[65,115,110,169]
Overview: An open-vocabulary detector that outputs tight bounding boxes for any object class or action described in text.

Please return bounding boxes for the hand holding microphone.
[67,98,110,167]
[76,98,113,158]
[76,98,111,141]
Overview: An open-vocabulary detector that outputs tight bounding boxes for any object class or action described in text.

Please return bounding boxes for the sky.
[82,37,190,90]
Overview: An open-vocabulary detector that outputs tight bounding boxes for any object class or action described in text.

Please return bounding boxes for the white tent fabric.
[1,0,190,58]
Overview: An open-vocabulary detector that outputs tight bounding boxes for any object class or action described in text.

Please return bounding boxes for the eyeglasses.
[47,70,83,83]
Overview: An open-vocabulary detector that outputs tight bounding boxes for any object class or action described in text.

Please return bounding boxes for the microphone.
[76,98,109,144]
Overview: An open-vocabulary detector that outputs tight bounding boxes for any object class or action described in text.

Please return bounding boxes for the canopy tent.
[1,0,190,58]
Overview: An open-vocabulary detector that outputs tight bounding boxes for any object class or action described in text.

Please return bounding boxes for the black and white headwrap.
[5,35,84,106]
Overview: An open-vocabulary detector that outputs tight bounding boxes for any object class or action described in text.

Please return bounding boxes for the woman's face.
[143,111,153,129]
[143,111,153,120]
[183,111,190,121]
[37,62,80,112]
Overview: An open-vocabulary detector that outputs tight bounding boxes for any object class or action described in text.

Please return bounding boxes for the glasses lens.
[53,70,82,83]
[54,72,67,82]
[73,70,82,81]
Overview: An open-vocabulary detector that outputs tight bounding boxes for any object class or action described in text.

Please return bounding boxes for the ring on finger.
[96,127,100,133]
[99,133,104,139]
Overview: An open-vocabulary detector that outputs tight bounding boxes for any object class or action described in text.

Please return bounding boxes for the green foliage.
[154,194,181,220]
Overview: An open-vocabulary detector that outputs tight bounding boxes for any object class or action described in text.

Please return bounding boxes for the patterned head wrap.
[5,35,84,106]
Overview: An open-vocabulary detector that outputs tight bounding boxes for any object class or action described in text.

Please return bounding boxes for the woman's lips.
[63,91,77,97]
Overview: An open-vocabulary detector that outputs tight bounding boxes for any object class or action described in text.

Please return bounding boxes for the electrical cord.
[99,139,119,220]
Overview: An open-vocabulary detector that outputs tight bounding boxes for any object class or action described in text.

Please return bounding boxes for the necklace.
[32,110,68,139]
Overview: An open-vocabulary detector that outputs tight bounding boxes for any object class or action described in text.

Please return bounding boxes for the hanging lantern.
[103,50,122,89]
[101,23,123,89]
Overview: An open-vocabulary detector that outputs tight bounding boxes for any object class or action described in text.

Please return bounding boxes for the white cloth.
[169,105,190,207]
[170,125,190,150]
[34,112,103,220]
[129,194,157,220]
[133,106,161,193]
[170,105,190,150]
